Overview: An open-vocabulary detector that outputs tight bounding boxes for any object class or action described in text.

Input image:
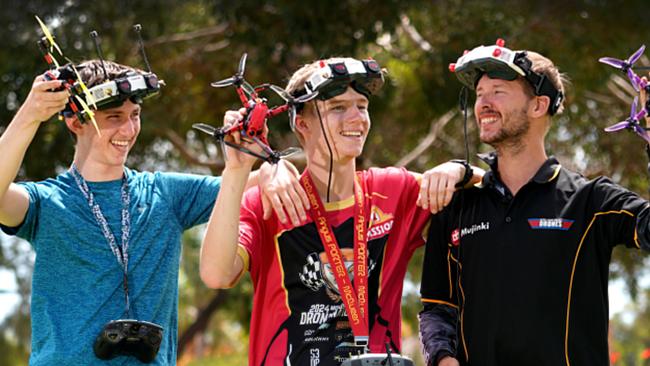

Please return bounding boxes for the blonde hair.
[285,57,353,145]
[285,57,352,97]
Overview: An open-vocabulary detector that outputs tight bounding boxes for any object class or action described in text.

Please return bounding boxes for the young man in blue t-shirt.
[0,60,307,365]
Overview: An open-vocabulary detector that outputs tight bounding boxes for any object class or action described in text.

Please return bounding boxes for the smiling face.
[70,100,142,175]
[474,75,534,148]
[298,87,371,164]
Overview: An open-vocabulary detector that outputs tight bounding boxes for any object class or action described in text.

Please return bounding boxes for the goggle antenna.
[133,24,152,73]
[90,30,109,80]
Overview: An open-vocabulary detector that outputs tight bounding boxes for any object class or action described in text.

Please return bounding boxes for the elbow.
[199,266,237,289]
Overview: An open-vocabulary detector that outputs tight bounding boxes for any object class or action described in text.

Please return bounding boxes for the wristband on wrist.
[450,159,473,188]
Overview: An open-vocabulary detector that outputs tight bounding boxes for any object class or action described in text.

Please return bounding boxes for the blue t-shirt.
[0,168,221,365]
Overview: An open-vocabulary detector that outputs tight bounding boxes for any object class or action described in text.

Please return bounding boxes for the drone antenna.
[133,24,152,73]
[90,30,109,80]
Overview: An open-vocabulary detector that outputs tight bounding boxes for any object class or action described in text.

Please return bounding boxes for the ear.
[64,116,84,137]
[530,95,551,118]
[294,113,311,135]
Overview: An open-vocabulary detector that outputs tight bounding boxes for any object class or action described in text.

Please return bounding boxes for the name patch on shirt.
[451,221,491,245]
[528,218,574,231]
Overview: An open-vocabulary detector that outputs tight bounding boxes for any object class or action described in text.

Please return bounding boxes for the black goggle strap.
[513,53,564,115]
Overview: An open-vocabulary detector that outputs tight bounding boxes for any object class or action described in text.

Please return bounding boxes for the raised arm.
[199,110,257,288]
[0,76,68,226]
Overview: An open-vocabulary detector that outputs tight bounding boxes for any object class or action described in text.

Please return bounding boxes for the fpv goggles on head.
[450,39,564,115]
[64,70,162,121]
[87,72,161,109]
[296,58,385,102]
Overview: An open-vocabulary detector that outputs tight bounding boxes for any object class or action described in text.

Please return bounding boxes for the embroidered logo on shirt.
[451,221,491,245]
[528,218,574,231]
[451,229,460,246]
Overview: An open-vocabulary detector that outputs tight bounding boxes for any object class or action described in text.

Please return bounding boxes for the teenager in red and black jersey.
[199,57,481,366]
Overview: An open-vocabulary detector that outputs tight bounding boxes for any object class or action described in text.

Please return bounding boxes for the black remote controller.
[93,319,163,363]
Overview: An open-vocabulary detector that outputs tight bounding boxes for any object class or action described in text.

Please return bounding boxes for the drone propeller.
[211,53,249,89]
[69,61,97,109]
[269,84,318,104]
[74,95,101,137]
[35,15,62,69]
[604,121,631,132]
[210,77,236,88]
[275,146,302,159]
[238,53,247,78]
[605,97,640,132]
[599,45,645,70]
[192,123,229,160]
[192,123,218,135]
[269,84,318,129]
[605,97,650,144]
[35,15,63,56]
[599,45,646,91]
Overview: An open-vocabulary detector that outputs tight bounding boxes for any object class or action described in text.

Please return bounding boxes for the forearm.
[0,110,42,226]
[199,166,251,288]
[419,303,459,366]
[0,111,40,197]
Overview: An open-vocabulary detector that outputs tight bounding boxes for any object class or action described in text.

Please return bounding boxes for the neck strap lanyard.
[300,170,370,348]
[70,164,132,315]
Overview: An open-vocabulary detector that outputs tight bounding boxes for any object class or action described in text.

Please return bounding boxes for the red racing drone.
[193,53,317,164]
[35,15,101,136]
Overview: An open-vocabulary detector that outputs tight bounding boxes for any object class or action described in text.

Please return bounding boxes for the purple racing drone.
[599,45,647,92]
[599,45,650,143]
[604,97,650,144]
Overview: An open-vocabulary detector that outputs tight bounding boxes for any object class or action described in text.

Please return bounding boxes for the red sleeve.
[365,167,431,251]
[238,187,264,279]
[401,170,432,252]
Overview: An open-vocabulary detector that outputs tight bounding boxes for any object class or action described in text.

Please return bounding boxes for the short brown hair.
[523,51,568,114]
[76,59,143,88]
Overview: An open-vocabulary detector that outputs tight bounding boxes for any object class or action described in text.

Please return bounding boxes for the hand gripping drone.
[35,17,163,138]
[193,53,317,164]
[599,45,650,144]
[35,15,101,135]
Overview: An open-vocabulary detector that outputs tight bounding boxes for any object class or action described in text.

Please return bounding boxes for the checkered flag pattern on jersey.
[300,253,324,291]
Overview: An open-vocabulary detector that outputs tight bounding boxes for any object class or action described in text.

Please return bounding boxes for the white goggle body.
[451,42,564,115]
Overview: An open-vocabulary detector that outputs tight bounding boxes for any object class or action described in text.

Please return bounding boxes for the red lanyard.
[300,171,370,346]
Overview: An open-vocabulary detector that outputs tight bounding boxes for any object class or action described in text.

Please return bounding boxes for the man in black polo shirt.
[419,43,650,366]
